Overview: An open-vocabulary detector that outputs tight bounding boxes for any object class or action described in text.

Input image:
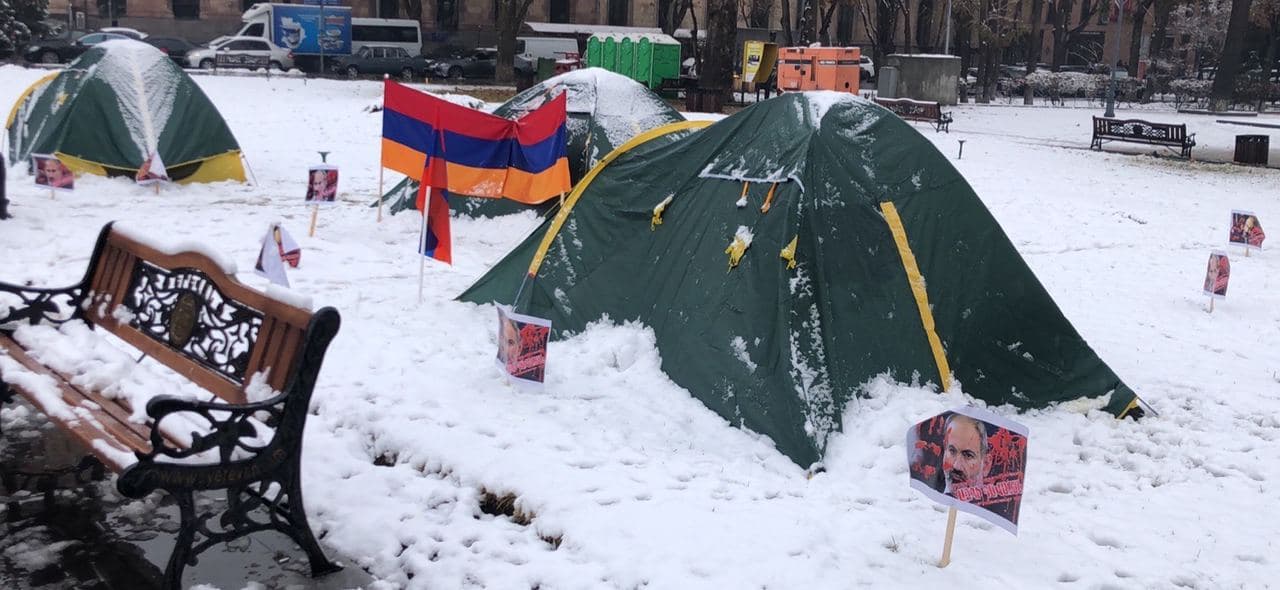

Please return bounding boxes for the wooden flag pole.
[417,204,428,304]
[308,205,319,237]
[377,166,385,222]
[938,507,958,568]
[153,183,160,196]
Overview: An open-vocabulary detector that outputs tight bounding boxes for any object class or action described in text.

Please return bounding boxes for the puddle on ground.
[0,400,373,589]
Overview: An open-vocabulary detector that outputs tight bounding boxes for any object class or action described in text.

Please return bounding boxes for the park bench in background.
[875,97,954,132]
[1091,116,1196,158]
[0,222,342,589]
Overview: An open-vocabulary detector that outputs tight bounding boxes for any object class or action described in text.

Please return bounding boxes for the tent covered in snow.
[461,92,1145,467]
[378,67,683,218]
[6,40,245,184]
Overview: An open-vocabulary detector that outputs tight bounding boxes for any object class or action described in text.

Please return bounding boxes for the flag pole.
[377,166,385,222]
[418,196,428,304]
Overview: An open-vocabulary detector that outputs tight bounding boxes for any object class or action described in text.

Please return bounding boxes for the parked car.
[98,27,148,40]
[428,48,496,79]
[334,45,430,79]
[859,55,875,81]
[186,36,293,70]
[23,31,131,64]
[146,37,196,65]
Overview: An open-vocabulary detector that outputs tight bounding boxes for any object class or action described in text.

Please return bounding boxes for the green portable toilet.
[586,36,602,68]
[602,36,617,71]
[649,37,681,88]
[635,37,653,87]
[619,37,635,79]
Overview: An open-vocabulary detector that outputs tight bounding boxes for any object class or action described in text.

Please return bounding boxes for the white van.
[352,18,422,56]
[517,36,579,65]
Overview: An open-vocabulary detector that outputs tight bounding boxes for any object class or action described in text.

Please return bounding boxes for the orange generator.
[776,46,861,94]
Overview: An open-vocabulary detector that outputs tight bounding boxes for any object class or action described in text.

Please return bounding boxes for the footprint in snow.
[1057,573,1080,583]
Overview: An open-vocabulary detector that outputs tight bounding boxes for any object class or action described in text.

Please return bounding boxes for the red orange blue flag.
[380,80,571,205]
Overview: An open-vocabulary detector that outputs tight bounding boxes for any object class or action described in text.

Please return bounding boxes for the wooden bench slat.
[0,336,146,472]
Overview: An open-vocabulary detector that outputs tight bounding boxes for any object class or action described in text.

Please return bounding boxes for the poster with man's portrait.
[907,406,1030,535]
[496,305,551,388]
[1228,210,1265,251]
[32,154,74,191]
[305,165,339,204]
[1203,250,1230,299]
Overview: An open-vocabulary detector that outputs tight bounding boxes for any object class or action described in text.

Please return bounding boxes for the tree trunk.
[876,0,898,61]
[916,0,934,51]
[495,0,533,83]
[818,0,839,45]
[1127,0,1153,77]
[901,2,913,54]
[702,0,736,99]
[780,0,794,45]
[1209,0,1255,111]
[795,0,817,45]
[1148,0,1174,68]
[1024,0,1044,104]
[1261,26,1278,112]
[1049,0,1072,69]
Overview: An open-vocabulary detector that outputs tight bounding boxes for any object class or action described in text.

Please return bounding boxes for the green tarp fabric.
[7,40,241,180]
[460,92,1140,467]
[376,67,683,218]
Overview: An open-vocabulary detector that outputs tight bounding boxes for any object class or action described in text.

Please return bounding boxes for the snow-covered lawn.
[1,65,1278,589]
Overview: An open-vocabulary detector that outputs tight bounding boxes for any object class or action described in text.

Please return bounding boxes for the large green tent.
[461,92,1144,467]
[6,40,245,183]
[377,67,684,218]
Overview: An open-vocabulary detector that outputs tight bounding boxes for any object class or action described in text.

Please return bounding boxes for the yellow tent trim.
[6,72,59,129]
[527,119,714,277]
[880,201,953,392]
[54,150,246,185]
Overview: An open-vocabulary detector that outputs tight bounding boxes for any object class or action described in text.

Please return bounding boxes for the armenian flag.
[380,80,571,205]
[417,185,452,264]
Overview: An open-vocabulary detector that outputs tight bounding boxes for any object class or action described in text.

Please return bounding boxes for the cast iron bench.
[1091,116,1196,158]
[875,97,953,132]
[0,222,342,589]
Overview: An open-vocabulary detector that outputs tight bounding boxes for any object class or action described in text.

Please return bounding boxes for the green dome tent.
[377,68,684,218]
[6,40,245,184]
[461,92,1145,467]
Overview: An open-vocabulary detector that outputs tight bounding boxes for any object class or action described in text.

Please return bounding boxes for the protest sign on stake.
[1203,250,1230,312]
[496,305,552,389]
[906,406,1030,567]
[306,163,338,237]
[1228,210,1265,257]
[135,152,169,194]
[32,154,73,197]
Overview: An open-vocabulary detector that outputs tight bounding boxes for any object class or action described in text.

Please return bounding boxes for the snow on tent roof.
[461,92,1145,467]
[6,39,245,183]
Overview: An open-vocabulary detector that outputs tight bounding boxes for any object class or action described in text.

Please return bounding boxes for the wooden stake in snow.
[308,205,319,237]
[1209,297,1215,313]
[417,209,428,304]
[938,507,958,567]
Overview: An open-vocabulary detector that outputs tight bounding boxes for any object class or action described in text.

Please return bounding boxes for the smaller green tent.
[377,68,683,218]
[6,40,245,183]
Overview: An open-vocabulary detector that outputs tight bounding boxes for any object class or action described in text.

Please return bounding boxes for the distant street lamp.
[1104,0,1125,118]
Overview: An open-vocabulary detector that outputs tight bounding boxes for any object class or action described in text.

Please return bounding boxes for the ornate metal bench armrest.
[1186,133,1197,145]
[138,392,290,463]
[0,281,87,330]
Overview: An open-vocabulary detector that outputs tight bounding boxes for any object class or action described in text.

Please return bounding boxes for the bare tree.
[495,0,535,83]
[1127,0,1156,77]
[702,0,738,101]
[1210,0,1255,110]
[781,0,795,43]
[662,0,694,33]
[858,0,901,67]
[1024,0,1046,103]
[741,0,776,27]
[1047,0,1104,69]
[796,0,819,44]
[1253,0,1280,105]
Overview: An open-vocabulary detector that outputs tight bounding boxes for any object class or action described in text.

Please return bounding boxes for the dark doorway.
[607,0,628,26]
[550,0,570,23]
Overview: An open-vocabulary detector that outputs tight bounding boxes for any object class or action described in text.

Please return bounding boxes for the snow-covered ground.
[1,64,1279,589]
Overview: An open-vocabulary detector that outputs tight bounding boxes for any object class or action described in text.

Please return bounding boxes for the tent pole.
[938,507,958,567]
[242,153,259,186]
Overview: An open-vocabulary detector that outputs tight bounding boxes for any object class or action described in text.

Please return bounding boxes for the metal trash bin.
[1234,134,1270,166]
